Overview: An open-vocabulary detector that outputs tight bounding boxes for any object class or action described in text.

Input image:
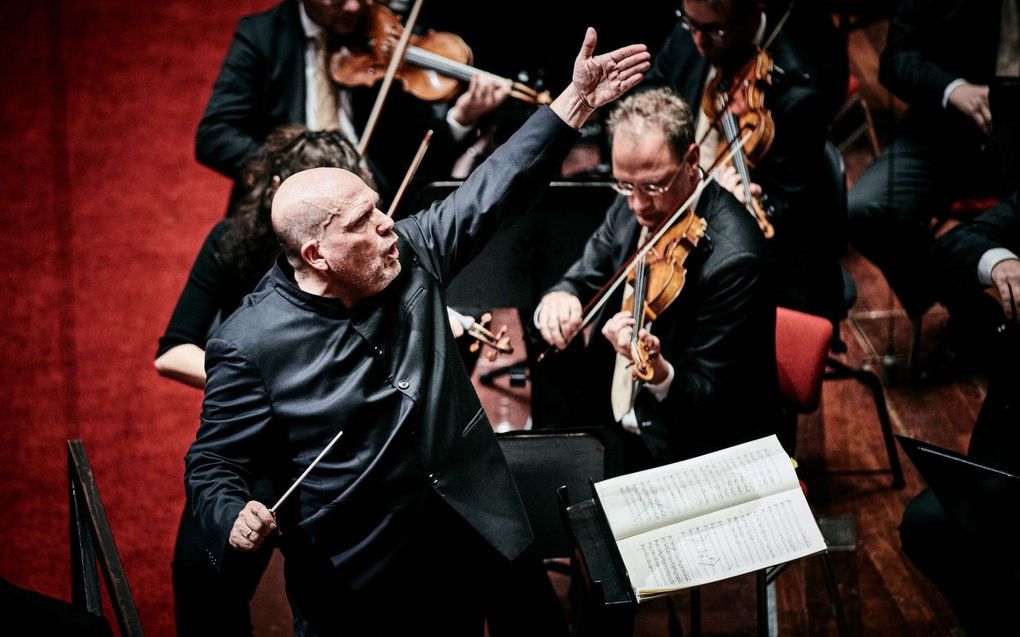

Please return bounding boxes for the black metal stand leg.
[826,357,906,489]
[818,552,847,636]
[756,570,768,637]
[666,595,684,637]
[690,587,701,637]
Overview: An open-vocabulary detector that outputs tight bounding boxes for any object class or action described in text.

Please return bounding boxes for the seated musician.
[899,191,1020,636]
[848,0,1016,380]
[195,0,512,202]
[536,88,784,468]
[641,0,843,327]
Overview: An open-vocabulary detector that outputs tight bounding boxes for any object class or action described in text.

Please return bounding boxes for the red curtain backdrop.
[0,2,274,634]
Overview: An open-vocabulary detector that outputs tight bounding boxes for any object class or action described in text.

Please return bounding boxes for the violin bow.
[387,129,433,218]
[358,0,425,157]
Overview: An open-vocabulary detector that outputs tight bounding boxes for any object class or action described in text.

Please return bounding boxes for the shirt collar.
[298,2,323,40]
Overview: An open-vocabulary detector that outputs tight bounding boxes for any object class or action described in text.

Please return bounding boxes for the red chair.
[776,307,905,489]
[776,307,833,413]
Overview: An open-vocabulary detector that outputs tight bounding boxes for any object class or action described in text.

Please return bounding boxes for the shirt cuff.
[644,360,675,402]
[942,79,967,109]
[446,110,473,142]
[978,248,1019,286]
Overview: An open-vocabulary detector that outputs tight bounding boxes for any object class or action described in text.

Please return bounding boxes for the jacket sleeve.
[184,337,273,567]
[195,16,268,178]
[879,0,959,109]
[648,248,768,415]
[934,192,1020,288]
[156,223,229,358]
[397,106,578,285]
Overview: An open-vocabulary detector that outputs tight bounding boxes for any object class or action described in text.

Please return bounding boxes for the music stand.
[896,435,1020,568]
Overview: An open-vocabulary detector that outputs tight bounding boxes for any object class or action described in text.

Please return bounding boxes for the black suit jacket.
[548,181,785,463]
[933,191,1020,472]
[935,191,1020,291]
[881,0,1005,149]
[194,0,465,195]
[642,22,844,322]
[185,107,578,588]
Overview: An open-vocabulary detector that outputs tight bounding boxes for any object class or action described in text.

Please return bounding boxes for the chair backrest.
[497,429,608,558]
[776,307,833,413]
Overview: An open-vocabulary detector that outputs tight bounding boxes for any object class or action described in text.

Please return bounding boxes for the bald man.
[184,30,649,636]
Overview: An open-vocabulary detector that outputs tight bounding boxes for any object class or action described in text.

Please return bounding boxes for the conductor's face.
[302,0,371,37]
[611,128,699,229]
[315,178,401,301]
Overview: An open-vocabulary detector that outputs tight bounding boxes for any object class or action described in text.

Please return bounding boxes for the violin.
[329,4,551,105]
[624,211,707,380]
[448,309,514,362]
[537,178,713,364]
[701,46,775,239]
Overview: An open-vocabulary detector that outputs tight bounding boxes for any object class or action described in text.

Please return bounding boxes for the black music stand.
[897,435,1020,566]
[497,428,610,558]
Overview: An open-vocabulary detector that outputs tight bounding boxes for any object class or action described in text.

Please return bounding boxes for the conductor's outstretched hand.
[551,28,650,128]
[573,27,649,110]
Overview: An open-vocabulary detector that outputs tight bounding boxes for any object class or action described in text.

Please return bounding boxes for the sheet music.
[616,489,826,598]
[595,435,800,539]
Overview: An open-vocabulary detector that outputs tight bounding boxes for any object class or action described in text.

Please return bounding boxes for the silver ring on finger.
[245,529,254,541]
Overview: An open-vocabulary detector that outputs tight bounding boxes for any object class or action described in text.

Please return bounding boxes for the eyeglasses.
[676,10,728,41]
[610,168,683,198]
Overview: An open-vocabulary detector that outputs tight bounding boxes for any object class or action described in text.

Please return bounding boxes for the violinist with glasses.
[536,88,784,469]
[640,0,844,328]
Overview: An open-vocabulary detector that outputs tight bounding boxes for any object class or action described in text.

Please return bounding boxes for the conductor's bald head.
[271,167,400,305]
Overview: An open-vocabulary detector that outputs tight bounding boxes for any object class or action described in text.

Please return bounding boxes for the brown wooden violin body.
[329,4,550,104]
[624,210,708,380]
[702,47,775,239]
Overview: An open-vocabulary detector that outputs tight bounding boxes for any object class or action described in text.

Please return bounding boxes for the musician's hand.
[450,73,512,128]
[446,307,473,338]
[717,166,762,204]
[538,291,582,350]
[229,501,277,552]
[602,313,669,384]
[947,82,992,138]
[602,311,637,358]
[991,258,1020,323]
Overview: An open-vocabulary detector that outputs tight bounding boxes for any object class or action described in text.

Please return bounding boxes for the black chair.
[822,141,906,489]
[497,428,610,559]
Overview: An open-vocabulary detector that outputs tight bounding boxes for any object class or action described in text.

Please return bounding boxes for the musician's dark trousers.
[848,129,1003,319]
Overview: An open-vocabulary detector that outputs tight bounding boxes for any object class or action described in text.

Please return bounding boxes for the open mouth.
[385,242,399,261]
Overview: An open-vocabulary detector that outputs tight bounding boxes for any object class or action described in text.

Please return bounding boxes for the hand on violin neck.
[551,27,651,129]
[602,312,668,384]
[450,73,512,128]
[717,165,761,204]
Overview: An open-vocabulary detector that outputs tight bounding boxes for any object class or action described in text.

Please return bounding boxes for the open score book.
[593,435,826,601]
